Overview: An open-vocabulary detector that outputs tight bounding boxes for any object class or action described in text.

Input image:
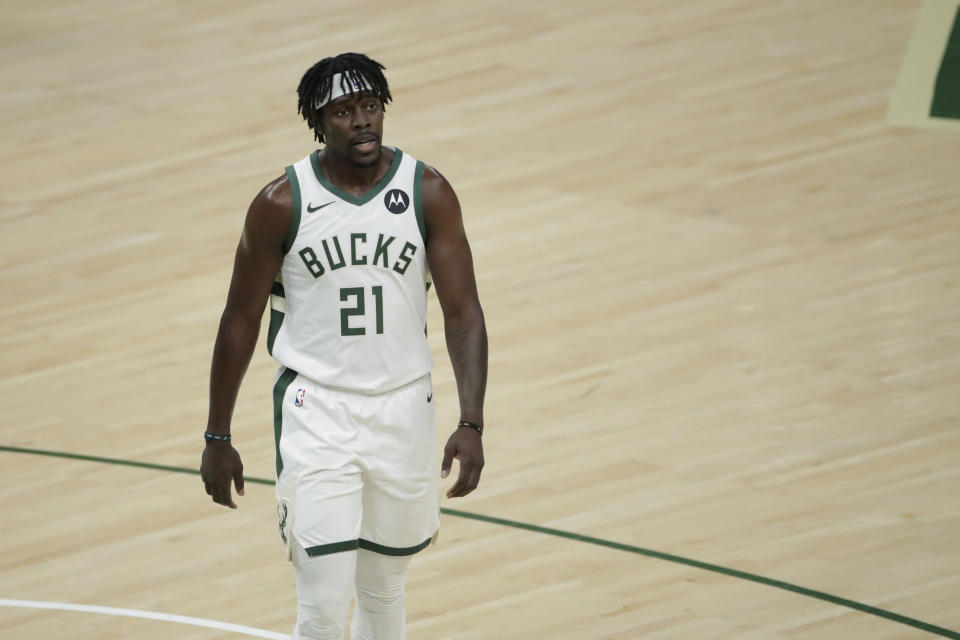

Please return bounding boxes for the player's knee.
[356,565,404,610]
[356,582,404,613]
[294,575,353,638]
[352,586,405,640]
[294,600,347,640]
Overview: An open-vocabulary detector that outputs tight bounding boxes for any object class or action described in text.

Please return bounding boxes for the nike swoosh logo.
[427,393,433,403]
[306,201,334,213]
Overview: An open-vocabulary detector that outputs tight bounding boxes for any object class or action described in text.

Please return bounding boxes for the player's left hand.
[441,426,484,498]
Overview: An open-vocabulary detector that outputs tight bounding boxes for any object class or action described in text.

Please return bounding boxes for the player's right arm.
[200,175,292,509]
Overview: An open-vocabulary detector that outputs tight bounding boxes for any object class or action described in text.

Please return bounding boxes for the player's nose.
[354,107,370,128]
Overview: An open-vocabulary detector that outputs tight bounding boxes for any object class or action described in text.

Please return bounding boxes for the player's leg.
[288,464,366,640]
[276,376,368,640]
[350,549,411,640]
[352,374,440,639]
[292,542,357,640]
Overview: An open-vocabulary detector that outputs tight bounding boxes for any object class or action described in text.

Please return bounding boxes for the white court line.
[0,599,290,639]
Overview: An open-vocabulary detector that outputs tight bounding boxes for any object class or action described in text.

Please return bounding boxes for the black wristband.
[457,420,483,436]
[204,431,231,442]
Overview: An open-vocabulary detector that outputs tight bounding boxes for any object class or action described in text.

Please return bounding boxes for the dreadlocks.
[297,53,392,144]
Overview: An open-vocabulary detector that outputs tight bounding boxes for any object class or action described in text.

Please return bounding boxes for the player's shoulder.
[254,174,293,210]
[244,174,293,242]
[419,162,458,205]
[420,162,447,185]
[418,161,462,237]
[398,147,446,187]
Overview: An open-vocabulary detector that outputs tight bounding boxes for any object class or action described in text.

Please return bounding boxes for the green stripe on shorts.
[305,540,361,557]
[272,367,298,477]
[359,537,433,556]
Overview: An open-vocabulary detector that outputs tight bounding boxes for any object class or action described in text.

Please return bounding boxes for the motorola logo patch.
[384,189,410,214]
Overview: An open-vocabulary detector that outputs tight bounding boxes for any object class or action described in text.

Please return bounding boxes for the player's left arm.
[423,166,488,498]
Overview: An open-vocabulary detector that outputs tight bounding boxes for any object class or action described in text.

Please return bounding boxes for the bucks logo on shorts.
[278,501,289,544]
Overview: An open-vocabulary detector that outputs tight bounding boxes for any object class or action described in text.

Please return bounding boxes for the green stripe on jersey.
[413,160,426,245]
[931,5,960,118]
[283,165,302,253]
[272,367,298,477]
[267,278,286,355]
[266,308,284,356]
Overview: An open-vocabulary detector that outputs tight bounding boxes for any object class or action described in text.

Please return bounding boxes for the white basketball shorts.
[273,368,440,559]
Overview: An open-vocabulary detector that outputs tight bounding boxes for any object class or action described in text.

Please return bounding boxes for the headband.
[314,71,375,109]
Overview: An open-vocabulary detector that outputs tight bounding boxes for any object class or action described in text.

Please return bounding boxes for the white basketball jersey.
[267,148,433,394]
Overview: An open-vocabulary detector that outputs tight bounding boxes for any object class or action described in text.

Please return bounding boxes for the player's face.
[320,92,385,167]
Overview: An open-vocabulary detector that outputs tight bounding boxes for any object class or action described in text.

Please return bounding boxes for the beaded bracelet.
[204,431,232,442]
[457,420,483,436]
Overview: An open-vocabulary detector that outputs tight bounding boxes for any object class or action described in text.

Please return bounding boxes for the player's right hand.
[441,426,484,498]
[200,442,245,509]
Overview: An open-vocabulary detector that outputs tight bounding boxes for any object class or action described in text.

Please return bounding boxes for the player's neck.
[319,147,393,197]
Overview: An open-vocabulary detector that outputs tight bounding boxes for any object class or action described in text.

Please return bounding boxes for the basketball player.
[200,53,487,639]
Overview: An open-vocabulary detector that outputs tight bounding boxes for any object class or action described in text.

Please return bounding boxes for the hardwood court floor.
[1,1,958,638]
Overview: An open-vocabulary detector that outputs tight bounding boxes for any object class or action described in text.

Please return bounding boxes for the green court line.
[0,445,271,486]
[2,444,957,639]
